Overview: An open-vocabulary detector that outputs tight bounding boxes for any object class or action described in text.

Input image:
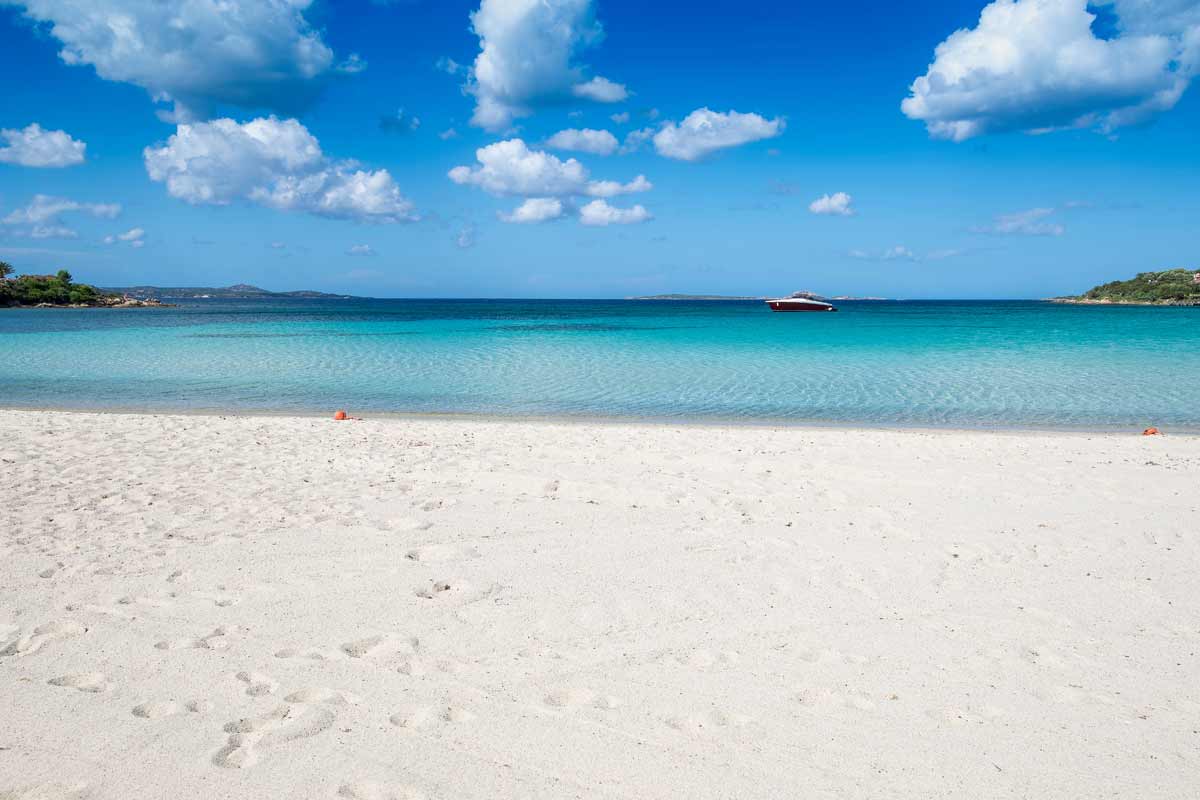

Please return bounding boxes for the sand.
[1,410,1198,799]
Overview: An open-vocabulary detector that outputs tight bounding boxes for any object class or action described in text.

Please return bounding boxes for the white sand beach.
[1,410,1198,799]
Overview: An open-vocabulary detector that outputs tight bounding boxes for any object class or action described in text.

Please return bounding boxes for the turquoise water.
[1,299,1197,428]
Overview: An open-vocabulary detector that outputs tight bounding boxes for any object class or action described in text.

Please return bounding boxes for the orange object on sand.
[1142,427,1160,436]
[334,410,348,421]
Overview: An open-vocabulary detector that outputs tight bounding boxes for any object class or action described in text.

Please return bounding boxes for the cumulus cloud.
[570,76,628,103]
[584,174,651,198]
[545,128,619,155]
[3,194,119,238]
[610,111,630,124]
[808,192,855,216]
[972,207,1065,235]
[618,127,655,155]
[902,0,1200,141]
[499,197,566,223]
[143,116,418,223]
[465,0,629,131]
[3,0,343,121]
[0,123,86,167]
[439,128,460,140]
[104,227,145,247]
[346,244,376,256]
[653,108,784,161]
[450,139,651,225]
[578,199,651,226]
[449,138,649,198]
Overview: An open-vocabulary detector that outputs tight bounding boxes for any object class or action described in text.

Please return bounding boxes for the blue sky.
[0,0,1197,299]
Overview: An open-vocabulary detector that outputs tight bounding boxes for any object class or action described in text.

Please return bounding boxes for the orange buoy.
[1142,427,1160,436]
[334,409,348,421]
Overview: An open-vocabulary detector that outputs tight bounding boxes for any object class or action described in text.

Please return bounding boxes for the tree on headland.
[0,261,105,306]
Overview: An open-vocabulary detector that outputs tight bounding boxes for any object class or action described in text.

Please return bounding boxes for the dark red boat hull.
[767,301,837,312]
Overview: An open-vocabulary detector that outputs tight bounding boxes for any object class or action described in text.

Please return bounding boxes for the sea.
[1,298,1197,429]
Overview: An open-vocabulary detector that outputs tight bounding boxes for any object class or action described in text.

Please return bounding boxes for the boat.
[765,291,837,312]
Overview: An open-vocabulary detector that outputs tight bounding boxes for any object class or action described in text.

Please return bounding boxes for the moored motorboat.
[765,292,837,312]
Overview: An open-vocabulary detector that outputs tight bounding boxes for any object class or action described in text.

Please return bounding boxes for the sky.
[0,0,1197,299]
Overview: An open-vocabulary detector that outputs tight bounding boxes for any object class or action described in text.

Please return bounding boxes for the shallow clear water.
[1,299,1197,428]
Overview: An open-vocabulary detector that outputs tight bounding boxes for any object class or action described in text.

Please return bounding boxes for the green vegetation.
[1065,268,1200,305]
[1,264,108,306]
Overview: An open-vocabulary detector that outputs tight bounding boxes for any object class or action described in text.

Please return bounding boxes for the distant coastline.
[103,283,356,301]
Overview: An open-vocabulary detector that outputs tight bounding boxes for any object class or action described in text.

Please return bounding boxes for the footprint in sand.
[194,591,240,608]
[47,672,109,693]
[155,625,237,651]
[274,646,348,662]
[0,781,92,799]
[284,687,361,706]
[389,704,475,730]
[0,620,87,659]
[133,700,181,719]
[544,688,622,710]
[338,781,427,800]
[340,634,415,660]
[404,544,479,563]
[236,671,279,697]
[212,703,336,769]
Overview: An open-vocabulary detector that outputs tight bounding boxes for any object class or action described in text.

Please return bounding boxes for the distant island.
[1052,268,1200,306]
[103,283,354,300]
[1,263,168,308]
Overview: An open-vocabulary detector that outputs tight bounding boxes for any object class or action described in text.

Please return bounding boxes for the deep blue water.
[1,298,1197,428]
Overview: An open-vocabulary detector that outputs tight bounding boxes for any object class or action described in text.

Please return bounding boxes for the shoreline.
[2,403,1196,436]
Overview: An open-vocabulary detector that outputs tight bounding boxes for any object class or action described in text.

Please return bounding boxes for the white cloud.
[449,138,648,198]
[456,224,476,248]
[808,192,855,216]
[653,108,784,161]
[578,199,651,226]
[902,0,1200,141]
[850,245,965,262]
[973,207,1065,235]
[347,244,376,256]
[5,0,342,122]
[450,139,652,225]
[0,123,86,167]
[144,116,418,223]
[610,111,630,124]
[545,128,619,156]
[268,240,287,249]
[571,76,628,103]
[584,174,651,198]
[3,194,119,239]
[450,139,589,196]
[499,197,566,223]
[439,128,460,140]
[466,0,629,131]
[380,108,421,135]
[30,225,78,239]
[105,227,146,247]
[618,127,655,155]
